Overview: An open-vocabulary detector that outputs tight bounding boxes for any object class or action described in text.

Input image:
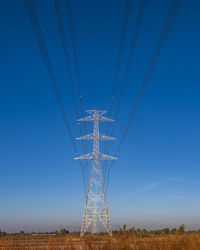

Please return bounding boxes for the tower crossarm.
[78,116,114,122]
[77,115,93,122]
[76,134,93,140]
[100,154,117,160]
[76,134,116,141]
[99,116,115,122]
[74,153,93,160]
[77,110,115,123]
[74,153,117,160]
[100,135,116,140]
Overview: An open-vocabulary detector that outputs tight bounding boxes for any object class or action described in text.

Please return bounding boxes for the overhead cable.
[104,0,146,187]
[113,0,147,131]
[103,0,132,186]
[54,0,80,118]
[108,0,131,117]
[117,0,182,153]
[66,0,85,115]
[106,0,182,187]
[24,0,77,153]
[24,0,87,195]
[54,0,88,157]
[64,0,89,165]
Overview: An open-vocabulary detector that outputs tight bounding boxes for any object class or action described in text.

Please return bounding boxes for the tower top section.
[78,110,115,122]
[86,110,106,115]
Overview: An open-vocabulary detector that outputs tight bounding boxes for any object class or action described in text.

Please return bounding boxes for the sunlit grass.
[0,233,200,249]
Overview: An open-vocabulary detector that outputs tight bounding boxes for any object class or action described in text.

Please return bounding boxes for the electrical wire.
[117,0,182,154]
[54,0,89,189]
[105,0,182,189]
[112,0,146,134]
[104,0,146,188]
[24,0,87,196]
[66,0,85,115]
[103,0,131,185]
[65,0,89,172]
[54,0,80,121]
[108,0,131,117]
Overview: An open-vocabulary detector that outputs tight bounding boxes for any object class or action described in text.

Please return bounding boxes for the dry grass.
[0,234,200,249]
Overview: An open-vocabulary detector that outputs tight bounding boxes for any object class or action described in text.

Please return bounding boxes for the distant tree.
[162,228,170,235]
[142,228,149,237]
[152,230,157,235]
[123,225,127,232]
[118,229,123,236]
[19,230,25,235]
[60,228,69,235]
[0,231,6,236]
[188,230,195,234]
[171,228,177,234]
[129,227,135,234]
[178,224,185,234]
[136,228,142,236]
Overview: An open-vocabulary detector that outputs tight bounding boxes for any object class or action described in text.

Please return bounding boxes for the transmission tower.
[74,110,117,236]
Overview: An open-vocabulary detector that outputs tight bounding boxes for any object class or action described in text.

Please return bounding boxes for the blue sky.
[0,0,200,232]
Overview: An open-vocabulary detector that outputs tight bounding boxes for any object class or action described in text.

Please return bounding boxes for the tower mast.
[74,110,117,236]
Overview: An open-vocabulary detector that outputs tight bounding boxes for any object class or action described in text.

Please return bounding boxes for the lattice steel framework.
[74,110,117,237]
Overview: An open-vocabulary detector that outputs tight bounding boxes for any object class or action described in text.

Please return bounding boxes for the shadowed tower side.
[74,110,117,236]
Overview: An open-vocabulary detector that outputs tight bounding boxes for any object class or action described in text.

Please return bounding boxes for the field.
[0,233,200,249]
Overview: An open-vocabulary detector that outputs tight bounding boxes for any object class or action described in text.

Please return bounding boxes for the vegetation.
[0,225,200,249]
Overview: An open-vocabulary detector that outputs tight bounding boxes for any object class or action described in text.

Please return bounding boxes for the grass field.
[0,233,200,249]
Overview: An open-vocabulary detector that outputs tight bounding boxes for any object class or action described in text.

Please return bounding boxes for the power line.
[103,0,131,177]
[106,0,182,187]
[54,0,80,118]
[113,0,146,130]
[105,166,111,194]
[108,0,131,117]
[24,0,77,152]
[105,0,146,157]
[24,0,87,195]
[65,0,89,168]
[103,0,131,186]
[104,0,146,186]
[117,0,182,154]
[66,0,85,115]
[54,0,88,157]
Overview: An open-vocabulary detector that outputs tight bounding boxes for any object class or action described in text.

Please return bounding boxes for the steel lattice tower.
[74,110,117,237]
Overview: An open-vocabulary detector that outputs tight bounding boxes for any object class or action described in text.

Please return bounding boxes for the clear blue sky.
[0,0,200,233]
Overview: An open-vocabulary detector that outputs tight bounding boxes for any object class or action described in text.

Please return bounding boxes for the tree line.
[112,224,200,237]
[1,224,200,237]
